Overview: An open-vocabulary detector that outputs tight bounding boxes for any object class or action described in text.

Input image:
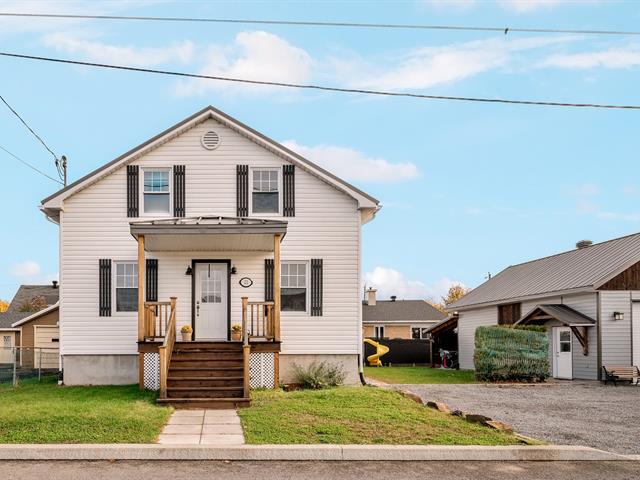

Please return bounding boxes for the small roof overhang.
[425,315,458,337]
[515,304,596,327]
[11,303,60,328]
[130,216,287,252]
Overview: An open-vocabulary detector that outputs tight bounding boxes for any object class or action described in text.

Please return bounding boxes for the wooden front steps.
[159,341,250,409]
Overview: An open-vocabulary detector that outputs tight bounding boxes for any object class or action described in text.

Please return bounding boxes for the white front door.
[553,327,573,379]
[194,262,228,340]
[0,334,13,363]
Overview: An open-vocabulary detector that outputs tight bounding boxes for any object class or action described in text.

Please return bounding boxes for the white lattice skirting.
[143,352,160,391]
[250,352,275,388]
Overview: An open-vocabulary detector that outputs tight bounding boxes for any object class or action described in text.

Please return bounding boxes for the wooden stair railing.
[157,297,176,399]
[143,301,174,340]
[242,299,277,340]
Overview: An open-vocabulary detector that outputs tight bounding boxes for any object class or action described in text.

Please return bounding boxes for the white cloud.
[574,183,599,196]
[10,261,42,277]
[499,0,589,12]
[336,36,575,91]
[280,140,419,183]
[175,31,313,96]
[364,266,463,302]
[43,32,195,67]
[419,0,477,10]
[540,46,640,69]
[577,200,640,222]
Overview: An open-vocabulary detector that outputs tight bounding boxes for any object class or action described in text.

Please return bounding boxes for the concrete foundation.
[279,354,360,385]
[62,354,138,385]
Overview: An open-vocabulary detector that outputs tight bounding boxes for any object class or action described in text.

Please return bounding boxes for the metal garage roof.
[449,232,640,310]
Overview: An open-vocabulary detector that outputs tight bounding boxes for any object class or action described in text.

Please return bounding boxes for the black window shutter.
[99,259,112,317]
[265,259,274,302]
[311,259,323,316]
[173,165,185,217]
[146,259,158,302]
[237,164,249,217]
[283,165,295,217]
[126,165,139,217]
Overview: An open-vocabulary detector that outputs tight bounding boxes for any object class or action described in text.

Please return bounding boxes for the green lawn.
[238,387,525,445]
[0,377,171,443]
[364,366,478,384]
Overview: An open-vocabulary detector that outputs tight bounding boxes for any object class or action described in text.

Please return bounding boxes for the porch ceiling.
[130,216,287,252]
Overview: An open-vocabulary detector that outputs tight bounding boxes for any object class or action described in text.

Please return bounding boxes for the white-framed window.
[251,168,280,215]
[281,261,307,312]
[142,168,171,214]
[374,326,385,339]
[115,261,138,312]
[411,326,430,339]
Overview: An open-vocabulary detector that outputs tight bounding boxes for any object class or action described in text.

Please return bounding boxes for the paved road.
[3,460,640,480]
[398,382,640,454]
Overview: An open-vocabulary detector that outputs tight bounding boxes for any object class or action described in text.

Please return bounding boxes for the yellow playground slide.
[364,338,389,367]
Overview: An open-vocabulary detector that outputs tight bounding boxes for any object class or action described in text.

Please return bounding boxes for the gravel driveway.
[398,381,640,454]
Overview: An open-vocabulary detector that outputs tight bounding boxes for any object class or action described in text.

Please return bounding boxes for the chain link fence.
[0,347,60,387]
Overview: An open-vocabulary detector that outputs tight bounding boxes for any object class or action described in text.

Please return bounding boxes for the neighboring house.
[39,106,380,405]
[0,284,59,365]
[449,235,640,380]
[362,288,446,339]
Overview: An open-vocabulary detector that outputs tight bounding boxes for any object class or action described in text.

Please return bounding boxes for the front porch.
[131,216,286,406]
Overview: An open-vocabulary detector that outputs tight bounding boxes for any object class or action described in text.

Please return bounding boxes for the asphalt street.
[3,460,640,480]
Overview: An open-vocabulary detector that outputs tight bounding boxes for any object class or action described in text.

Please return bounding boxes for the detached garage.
[12,303,59,369]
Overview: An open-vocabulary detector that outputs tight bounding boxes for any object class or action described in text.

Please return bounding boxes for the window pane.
[411,328,420,339]
[144,171,169,192]
[560,331,571,342]
[560,342,571,353]
[281,288,306,312]
[252,192,278,213]
[116,288,138,312]
[144,193,170,213]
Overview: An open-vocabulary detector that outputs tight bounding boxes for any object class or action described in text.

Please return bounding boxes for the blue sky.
[1,0,640,302]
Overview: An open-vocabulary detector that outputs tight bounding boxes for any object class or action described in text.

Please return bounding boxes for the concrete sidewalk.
[158,409,244,445]
[0,444,634,461]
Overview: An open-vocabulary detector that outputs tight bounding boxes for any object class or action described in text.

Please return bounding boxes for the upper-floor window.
[281,261,307,312]
[115,262,138,312]
[411,327,430,339]
[252,169,280,215]
[498,302,521,325]
[143,169,171,214]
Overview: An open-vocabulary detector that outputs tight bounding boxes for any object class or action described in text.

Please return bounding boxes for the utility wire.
[0,94,59,160]
[0,12,639,36]
[1,51,639,110]
[0,144,63,184]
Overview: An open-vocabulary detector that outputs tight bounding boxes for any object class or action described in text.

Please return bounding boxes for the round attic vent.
[201,130,221,150]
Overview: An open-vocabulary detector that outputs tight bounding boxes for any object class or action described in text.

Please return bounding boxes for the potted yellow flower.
[231,324,243,341]
[180,325,193,342]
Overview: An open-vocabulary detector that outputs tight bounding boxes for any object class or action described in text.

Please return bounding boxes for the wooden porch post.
[137,234,146,342]
[137,234,145,390]
[273,234,281,343]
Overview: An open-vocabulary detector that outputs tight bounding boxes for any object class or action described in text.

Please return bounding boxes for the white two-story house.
[40,106,380,407]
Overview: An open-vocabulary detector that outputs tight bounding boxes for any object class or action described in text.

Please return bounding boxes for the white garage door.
[34,325,59,369]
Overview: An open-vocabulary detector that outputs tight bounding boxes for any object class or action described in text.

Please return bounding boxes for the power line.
[0,144,63,184]
[0,12,639,36]
[1,51,639,110]
[0,94,59,160]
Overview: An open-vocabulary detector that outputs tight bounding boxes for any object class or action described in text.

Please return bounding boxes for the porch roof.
[515,304,596,327]
[130,216,287,251]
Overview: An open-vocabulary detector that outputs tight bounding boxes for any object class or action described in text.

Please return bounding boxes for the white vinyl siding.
[59,118,361,356]
[561,293,598,380]
[457,306,498,370]
[600,291,633,366]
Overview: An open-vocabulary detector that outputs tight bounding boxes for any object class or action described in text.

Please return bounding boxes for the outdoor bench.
[601,365,640,386]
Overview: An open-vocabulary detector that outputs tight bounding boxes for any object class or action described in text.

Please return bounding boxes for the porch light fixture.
[613,311,624,321]
[230,266,237,275]
[185,266,193,276]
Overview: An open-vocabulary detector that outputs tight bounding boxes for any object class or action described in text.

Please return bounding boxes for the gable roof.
[11,303,59,327]
[41,106,379,220]
[0,284,60,328]
[515,304,596,327]
[449,232,640,310]
[362,300,446,323]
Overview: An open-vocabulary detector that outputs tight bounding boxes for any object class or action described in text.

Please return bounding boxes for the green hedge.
[474,326,549,382]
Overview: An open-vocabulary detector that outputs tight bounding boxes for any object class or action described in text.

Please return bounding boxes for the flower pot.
[231,331,242,341]
[181,331,192,342]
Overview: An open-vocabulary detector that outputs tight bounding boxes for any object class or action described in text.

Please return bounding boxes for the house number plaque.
[239,277,253,288]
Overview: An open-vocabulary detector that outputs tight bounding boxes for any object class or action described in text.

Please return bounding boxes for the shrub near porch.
[238,387,524,445]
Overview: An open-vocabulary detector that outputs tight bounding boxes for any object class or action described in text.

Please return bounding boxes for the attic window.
[201,130,220,150]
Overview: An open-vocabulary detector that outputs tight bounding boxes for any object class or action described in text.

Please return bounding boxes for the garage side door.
[34,326,59,369]
[633,302,640,368]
